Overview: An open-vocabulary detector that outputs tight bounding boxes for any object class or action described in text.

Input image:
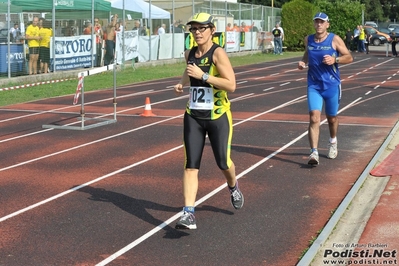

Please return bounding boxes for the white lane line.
[0,144,183,223]
[263,87,275,92]
[0,114,182,172]
[0,90,155,124]
[1,58,396,263]
[96,96,365,266]
[0,61,303,143]
[0,95,188,144]
[0,95,304,224]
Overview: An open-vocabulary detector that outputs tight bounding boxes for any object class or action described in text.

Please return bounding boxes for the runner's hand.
[186,63,203,80]
[174,84,183,95]
[298,61,306,70]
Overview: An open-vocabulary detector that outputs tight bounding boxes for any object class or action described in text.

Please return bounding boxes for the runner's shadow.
[75,186,233,239]
[232,144,310,167]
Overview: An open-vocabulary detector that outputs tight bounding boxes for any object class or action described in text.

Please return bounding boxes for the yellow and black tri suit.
[183,43,234,170]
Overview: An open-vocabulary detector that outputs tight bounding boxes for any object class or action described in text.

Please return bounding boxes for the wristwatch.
[335,57,340,64]
[202,72,210,83]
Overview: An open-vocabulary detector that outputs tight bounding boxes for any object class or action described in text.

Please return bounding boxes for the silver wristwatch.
[202,72,210,83]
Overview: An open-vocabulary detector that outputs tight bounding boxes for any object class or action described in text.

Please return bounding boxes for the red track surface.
[0,51,398,266]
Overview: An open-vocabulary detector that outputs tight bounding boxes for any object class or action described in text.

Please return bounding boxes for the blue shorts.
[307,83,341,116]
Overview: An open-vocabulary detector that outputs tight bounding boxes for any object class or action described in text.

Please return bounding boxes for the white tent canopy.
[107,0,170,19]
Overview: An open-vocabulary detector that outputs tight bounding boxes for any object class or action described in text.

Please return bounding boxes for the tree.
[241,0,398,23]
[281,0,364,50]
[313,0,364,39]
[281,0,317,49]
[363,0,385,22]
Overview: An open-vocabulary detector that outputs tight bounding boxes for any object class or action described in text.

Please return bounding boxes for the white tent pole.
[91,0,94,68]
[7,0,10,78]
[149,0,152,61]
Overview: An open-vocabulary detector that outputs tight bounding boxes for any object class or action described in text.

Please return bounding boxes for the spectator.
[345,28,353,51]
[272,23,284,55]
[93,18,103,67]
[226,23,233,31]
[241,21,254,32]
[133,20,147,36]
[353,25,360,52]
[38,17,44,30]
[83,21,92,35]
[54,21,62,36]
[153,26,160,35]
[170,20,176,32]
[38,19,53,74]
[177,20,186,32]
[65,20,76,36]
[365,30,371,54]
[157,24,166,34]
[142,24,150,36]
[391,31,398,57]
[233,23,240,32]
[172,21,184,33]
[25,16,41,75]
[104,14,118,66]
[358,25,366,53]
[119,20,126,32]
[9,23,20,42]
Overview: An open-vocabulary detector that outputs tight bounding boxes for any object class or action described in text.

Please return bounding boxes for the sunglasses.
[189,26,210,33]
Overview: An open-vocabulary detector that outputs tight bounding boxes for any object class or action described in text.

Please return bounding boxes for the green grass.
[0,51,303,107]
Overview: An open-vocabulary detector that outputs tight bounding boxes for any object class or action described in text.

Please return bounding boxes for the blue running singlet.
[306,33,341,116]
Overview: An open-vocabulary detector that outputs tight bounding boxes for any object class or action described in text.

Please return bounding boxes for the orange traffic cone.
[140,97,156,116]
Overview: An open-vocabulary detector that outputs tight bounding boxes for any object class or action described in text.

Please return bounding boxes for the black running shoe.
[175,211,197,229]
[230,188,244,209]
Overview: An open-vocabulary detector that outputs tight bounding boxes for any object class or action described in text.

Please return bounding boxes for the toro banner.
[51,36,96,71]
[115,30,139,64]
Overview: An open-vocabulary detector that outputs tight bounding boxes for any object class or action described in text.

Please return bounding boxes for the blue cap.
[313,12,329,22]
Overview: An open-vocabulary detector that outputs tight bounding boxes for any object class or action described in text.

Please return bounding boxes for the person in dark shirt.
[132,20,147,36]
[345,28,353,51]
[390,32,398,57]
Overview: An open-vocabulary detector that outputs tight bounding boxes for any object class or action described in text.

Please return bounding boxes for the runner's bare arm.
[298,36,309,69]
[208,47,236,93]
[333,35,353,64]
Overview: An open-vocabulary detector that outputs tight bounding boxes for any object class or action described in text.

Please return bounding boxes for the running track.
[0,52,398,266]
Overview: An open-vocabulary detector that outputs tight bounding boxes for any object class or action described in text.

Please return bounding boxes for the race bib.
[189,86,214,110]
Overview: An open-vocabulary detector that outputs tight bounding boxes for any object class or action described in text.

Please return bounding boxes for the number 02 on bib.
[189,87,214,110]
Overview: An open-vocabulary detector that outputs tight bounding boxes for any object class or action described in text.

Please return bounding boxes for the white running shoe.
[327,142,338,159]
[308,151,319,165]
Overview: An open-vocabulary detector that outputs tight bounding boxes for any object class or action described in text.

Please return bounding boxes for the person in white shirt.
[9,23,20,42]
[157,24,166,34]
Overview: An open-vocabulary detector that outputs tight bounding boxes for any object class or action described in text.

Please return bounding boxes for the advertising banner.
[51,35,96,71]
[115,30,139,64]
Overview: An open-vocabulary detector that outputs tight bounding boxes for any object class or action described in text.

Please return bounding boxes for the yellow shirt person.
[39,27,53,48]
[38,20,53,74]
[25,17,41,75]
[26,21,40,48]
